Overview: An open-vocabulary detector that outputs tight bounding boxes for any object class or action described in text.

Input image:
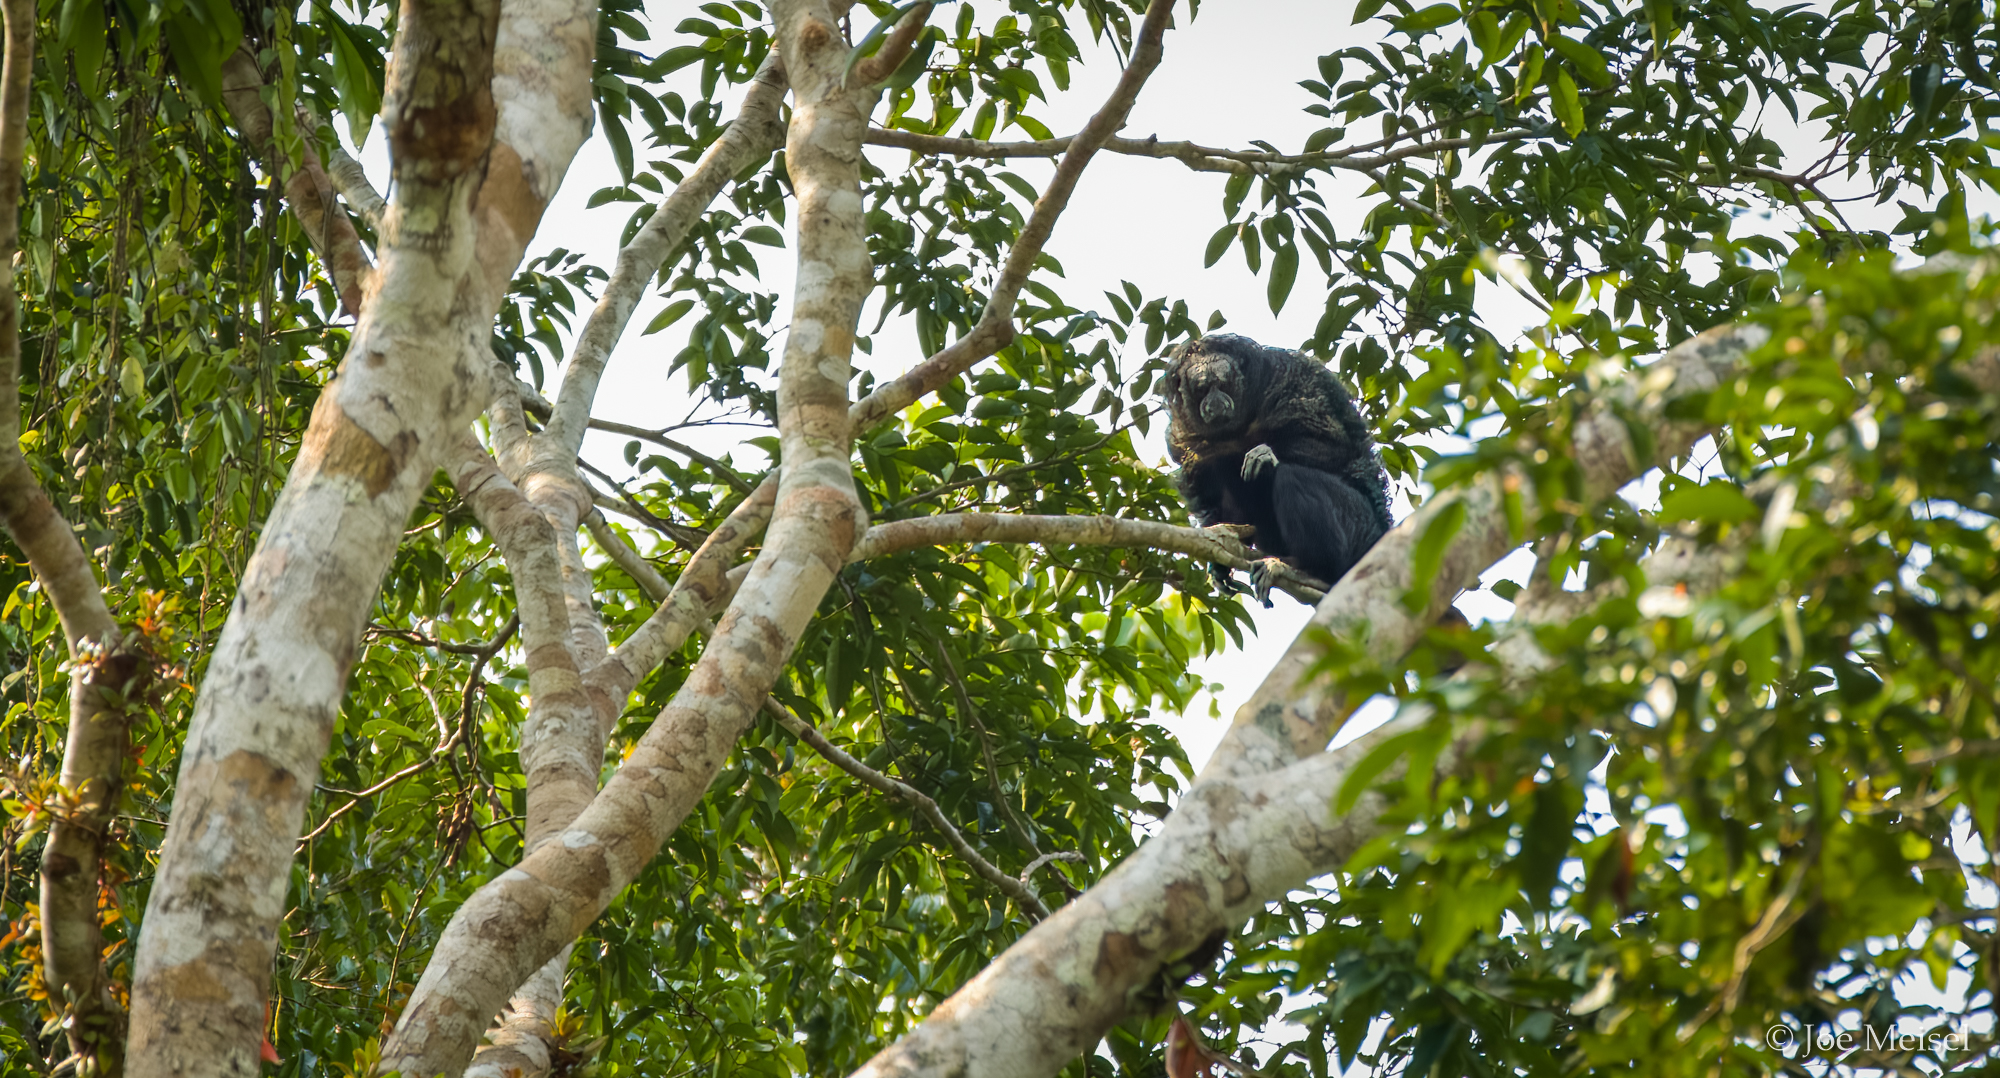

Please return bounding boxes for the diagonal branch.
[848,0,1177,432]
[1199,322,1769,783]
[220,46,374,315]
[763,698,1056,919]
[584,510,672,602]
[848,327,1771,1078]
[129,0,602,1061]
[542,51,788,457]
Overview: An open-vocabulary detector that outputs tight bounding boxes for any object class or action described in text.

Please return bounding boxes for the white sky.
[357,0,1999,774]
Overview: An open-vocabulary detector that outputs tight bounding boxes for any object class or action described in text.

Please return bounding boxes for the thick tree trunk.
[377,5,877,1072]
[0,1,133,1071]
[126,0,599,1069]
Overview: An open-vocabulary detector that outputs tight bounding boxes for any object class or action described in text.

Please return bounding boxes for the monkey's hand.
[1248,559,1284,609]
[1207,561,1249,596]
[1241,444,1278,481]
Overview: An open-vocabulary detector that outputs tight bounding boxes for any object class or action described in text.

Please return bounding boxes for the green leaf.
[642,299,698,335]
[1335,727,1429,814]
[1392,3,1461,34]
[1203,224,1234,268]
[1351,0,1386,24]
[1516,43,1545,103]
[843,0,933,89]
[740,225,785,247]
[1550,35,1613,87]
[1551,67,1583,135]
[324,15,383,146]
[1267,241,1299,314]
[1403,498,1466,613]
[1657,478,1759,524]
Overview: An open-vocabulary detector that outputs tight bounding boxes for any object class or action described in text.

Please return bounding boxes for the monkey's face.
[1168,350,1249,435]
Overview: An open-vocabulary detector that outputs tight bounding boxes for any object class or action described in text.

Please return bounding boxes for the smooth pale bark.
[541,52,788,457]
[376,4,879,1072]
[425,60,791,1075]
[844,322,1770,1078]
[126,0,599,1068]
[0,0,131,1070]
[382,3,1181,1067]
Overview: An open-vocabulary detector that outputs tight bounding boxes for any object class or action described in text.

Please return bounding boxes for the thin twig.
[924,634,1040,854]
[587,417,753,493]
[574,457,708,549]
[301,615,517,847]
[864,125,1545,177]
[762,698,1057,920]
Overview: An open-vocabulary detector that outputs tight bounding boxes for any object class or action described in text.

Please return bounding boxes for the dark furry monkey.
[1162,334,1392,605]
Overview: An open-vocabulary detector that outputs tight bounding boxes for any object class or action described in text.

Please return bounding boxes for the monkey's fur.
[1162,334,1391,604]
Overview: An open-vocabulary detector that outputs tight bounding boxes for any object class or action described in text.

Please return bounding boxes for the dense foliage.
[2,0,1998,1075]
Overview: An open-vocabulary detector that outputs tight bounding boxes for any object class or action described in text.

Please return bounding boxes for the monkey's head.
[1163,335,1260,439]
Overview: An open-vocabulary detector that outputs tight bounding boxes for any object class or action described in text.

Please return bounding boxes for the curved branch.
[763,699,1055,919]
[220,46,374,315]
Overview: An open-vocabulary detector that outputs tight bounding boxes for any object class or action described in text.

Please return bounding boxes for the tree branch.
[863,125,1546,177]
[851,2,933,85]
[762,698,1056,919]
[542,50,788,457]
[850,512,1328,604]
[0,1,130,1069]
[320,132,387,230]
[848,0,1177,432]
[587,417,753,493]
[381,3,883,1069]
[584,510,672,602]
[220,46,374,316]
[845,322,1772,1078]
[1199,322,1769,784]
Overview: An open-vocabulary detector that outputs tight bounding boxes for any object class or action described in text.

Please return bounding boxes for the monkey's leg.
[1268,465,1387,586]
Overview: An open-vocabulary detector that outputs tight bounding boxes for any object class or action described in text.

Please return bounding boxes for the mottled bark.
[377,4,884,1072]
[0,0,130,1069]
[126,0,600,1067]
[844,323,1769,1078]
